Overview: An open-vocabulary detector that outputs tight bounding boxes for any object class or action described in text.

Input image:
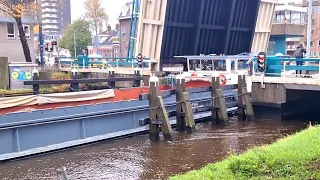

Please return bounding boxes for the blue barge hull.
[0,88,237,161]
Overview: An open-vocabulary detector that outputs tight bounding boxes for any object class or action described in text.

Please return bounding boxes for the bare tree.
[84,0,108,35]
[0,0,38,62]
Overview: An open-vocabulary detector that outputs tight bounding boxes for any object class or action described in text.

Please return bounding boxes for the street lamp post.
[72,29,76,58]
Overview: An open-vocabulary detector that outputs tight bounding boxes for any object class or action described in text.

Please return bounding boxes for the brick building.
[87,25,120,58]
[118,1,134,58]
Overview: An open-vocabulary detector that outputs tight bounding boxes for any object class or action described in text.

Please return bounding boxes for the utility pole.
[72,29,77,58]
[307,0,312,59]
[36,0,44,67]
[39,24,44,67]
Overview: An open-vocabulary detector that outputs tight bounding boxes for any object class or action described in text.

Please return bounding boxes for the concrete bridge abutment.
[252,82,320,120]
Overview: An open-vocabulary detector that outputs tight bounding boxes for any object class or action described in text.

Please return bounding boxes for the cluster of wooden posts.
[148,74,253,141]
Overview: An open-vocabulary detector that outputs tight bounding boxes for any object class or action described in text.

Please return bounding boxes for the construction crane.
[127,0,140,58]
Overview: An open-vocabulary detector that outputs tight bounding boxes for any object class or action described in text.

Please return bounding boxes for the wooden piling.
[175,75,186,132]
[211,76,220,124]
[108,68,116,88]
[216,89,229,125]
[241,87,254,121]
[0,57,9,90]
[156,96,173,141]
[237,74,246,121]
[32,69,39,95]
[211,76,229,125]
[70,69,80,91]
[133,68,141,87]
[181,92,195,133]
[149,76,160,141]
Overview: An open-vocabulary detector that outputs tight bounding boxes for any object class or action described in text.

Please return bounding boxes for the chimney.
[116,23,120,31]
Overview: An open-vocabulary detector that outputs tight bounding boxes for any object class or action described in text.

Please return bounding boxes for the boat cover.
[0,89,115,109]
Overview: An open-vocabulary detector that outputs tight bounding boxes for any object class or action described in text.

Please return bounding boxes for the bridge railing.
[253,56,320,77]
[59,57,151,70]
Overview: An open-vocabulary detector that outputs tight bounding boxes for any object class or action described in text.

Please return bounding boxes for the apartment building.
[0,11,37,62]
[41,0,71,36]
[300,0,320,57]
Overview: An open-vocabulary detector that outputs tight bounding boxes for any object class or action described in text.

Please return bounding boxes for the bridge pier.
[251,80,320,120]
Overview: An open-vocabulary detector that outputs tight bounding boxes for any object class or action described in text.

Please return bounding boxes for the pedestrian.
[294,44,306,75]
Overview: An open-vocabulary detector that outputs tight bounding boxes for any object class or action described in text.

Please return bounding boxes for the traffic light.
[257,52,267,73]
[137,53,143,68]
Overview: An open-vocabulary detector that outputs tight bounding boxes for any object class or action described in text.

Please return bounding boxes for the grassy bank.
[170,126,320,180]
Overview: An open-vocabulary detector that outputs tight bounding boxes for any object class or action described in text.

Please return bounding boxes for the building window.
[23,25,30,39]
[122,33,125,41]
[121,26,125,41]
[7,23,15,39]
[312,30,315,35]
[311,41,314,46]
[314,52,317,57]
[17,25,31,39]
[121,26,125,33]
[114,48,119,57]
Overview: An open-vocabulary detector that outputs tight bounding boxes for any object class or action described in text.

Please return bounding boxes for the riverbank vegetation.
[170,125,320,180]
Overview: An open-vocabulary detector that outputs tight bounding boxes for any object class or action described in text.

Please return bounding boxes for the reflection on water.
[0,118,309,180]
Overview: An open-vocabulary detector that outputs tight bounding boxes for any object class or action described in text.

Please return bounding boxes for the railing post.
[32,68,39,95]
[108,67,116,88]
[282,60,286,77]
[133,68,141,87]
[116,59,119,68]
[82,58,85,69]
[70,68,80,92]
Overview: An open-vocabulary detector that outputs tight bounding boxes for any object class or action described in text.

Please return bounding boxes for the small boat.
[173,54,254,92]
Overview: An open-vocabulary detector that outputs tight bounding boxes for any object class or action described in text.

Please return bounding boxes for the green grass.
[170,126,320,180]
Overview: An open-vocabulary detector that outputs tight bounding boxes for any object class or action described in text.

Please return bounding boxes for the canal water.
[0,118,310,180]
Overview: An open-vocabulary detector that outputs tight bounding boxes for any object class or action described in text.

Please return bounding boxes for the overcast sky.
[70,0,128,28]
[70,0,302,29]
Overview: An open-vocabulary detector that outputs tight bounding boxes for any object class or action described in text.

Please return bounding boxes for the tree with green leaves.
[59,18,92,58]
[84,0,108,35]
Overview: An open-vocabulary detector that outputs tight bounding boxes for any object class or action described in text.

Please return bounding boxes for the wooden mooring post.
[237,74,254,121]
[133,68,141,87]
[32,69,39,95]
[70,68,80,92]
[149,76,173,141]
[211,74,229,125]
[175,74,186,132]
[175,74,195,133]
[108,67,116,88]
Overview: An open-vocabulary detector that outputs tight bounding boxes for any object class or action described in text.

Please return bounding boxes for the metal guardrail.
[252,57,320,76]
[59,57,151,69]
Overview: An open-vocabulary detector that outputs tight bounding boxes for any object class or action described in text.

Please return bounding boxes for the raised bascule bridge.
[0,0,282,162]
